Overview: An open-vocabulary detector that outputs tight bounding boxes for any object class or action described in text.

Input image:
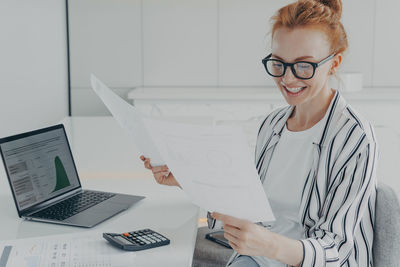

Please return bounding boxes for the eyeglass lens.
[266,60,314,79]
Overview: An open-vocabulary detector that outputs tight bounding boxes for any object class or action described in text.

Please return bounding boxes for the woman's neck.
[287,87,335,132]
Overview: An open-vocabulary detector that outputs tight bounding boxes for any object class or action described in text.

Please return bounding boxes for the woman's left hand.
[211,212,277,259]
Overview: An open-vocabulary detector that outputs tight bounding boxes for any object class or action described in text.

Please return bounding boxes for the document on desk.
[143,118,275,223]
[90,74,165,166]
[0,232,135,267]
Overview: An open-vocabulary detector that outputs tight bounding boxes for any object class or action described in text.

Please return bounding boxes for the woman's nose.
[282,66,298,84]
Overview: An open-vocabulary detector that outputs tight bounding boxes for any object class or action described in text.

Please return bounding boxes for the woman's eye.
[297,63,311,69]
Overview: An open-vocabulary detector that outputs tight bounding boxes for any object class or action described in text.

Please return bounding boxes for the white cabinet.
[128,87,286,120]
[142,0,218,86]
[69,0,142,88]
[218,0,292,87]
[373,0,400,87]
[341,0,375,87]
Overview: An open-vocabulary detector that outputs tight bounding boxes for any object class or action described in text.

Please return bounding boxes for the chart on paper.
[0,233,136,267]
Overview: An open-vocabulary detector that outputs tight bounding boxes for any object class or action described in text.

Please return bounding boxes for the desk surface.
[0,116,199,267]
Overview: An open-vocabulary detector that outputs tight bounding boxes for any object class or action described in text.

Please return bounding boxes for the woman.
[141,0,378,266]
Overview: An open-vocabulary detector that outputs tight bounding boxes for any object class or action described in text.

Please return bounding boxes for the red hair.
[271,0,348,54]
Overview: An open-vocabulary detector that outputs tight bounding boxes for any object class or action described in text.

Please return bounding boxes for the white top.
[255,116,325,267]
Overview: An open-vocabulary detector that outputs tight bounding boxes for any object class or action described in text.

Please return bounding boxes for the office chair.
[192,226,232,267]
[373,182,400,267]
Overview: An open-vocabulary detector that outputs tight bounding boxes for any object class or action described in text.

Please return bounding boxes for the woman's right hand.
[140,155,181,188]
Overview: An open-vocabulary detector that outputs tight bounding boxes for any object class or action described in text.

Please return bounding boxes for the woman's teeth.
[285,86,305,93]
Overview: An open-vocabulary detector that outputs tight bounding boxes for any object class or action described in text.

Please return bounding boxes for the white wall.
[373,0,400,87]
[0,0,68,137]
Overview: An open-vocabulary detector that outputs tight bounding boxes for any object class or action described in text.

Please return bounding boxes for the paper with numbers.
[0,232,135,267]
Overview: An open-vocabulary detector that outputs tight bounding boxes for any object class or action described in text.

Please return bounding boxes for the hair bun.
[317,0,342,18]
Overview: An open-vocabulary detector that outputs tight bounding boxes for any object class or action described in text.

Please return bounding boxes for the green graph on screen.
[53,156,71,192]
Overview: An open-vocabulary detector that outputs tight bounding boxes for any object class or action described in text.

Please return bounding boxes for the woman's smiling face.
[271,26,336,107]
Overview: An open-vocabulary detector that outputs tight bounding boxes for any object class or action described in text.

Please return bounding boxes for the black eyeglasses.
[262,53,335,80]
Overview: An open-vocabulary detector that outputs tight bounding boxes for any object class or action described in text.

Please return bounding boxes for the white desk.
[0,116,199,267]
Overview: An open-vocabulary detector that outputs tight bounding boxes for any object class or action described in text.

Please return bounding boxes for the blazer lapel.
[298,90,349,226]
[257,106,294,182]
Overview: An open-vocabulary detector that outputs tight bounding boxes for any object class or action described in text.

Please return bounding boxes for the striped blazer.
[229,91,378,266]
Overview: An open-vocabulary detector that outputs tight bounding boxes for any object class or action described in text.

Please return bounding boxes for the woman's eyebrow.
[272,54,315,61]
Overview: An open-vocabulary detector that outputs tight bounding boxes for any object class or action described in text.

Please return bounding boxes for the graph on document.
[0,234,135,267]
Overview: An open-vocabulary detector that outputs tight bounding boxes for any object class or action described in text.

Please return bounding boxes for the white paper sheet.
[0,232,135,267]
[143,118,275,223]
[90,74,165,166]
[90,75,274,223]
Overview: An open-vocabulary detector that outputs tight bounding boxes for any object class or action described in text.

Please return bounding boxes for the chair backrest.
[373,183,400,267]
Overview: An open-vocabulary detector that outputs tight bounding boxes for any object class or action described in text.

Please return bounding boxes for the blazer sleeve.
[300,138,378,267]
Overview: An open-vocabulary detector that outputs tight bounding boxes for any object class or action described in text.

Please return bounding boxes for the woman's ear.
[330,53,342,75]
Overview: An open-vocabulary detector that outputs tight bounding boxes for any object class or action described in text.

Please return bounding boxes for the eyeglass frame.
[261,53,336,80]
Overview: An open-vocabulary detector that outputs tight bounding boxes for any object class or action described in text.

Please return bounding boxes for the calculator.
[103,229,170,251]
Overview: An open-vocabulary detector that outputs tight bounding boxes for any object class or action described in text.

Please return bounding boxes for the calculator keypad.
[103,229,170,251]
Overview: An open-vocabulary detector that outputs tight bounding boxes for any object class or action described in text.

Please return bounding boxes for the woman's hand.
[211,212,277,258]
[211,212,303,266]
[140,155,181,188]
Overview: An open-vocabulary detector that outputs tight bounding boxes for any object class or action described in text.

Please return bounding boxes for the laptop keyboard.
[30,191,116,221]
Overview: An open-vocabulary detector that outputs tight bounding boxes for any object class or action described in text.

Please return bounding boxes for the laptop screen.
[0,125,81,212]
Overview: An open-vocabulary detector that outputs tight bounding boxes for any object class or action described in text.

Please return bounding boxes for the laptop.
[0,124,145,228]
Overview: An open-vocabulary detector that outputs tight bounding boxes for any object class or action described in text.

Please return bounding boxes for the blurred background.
[0,0,399,193]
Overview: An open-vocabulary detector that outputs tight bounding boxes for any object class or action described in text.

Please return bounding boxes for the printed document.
[143,118,275,222]
[90,75,274,222]
[90,74,165,166]
[0,232,135,267]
